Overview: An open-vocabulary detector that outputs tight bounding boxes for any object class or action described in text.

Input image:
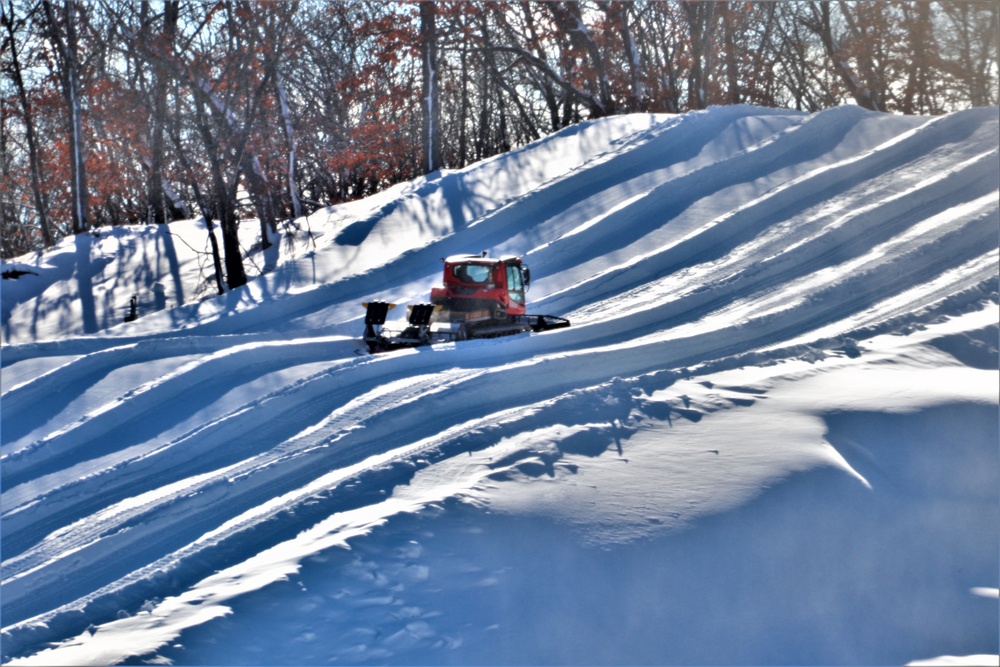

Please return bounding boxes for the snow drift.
[1,105,997,666]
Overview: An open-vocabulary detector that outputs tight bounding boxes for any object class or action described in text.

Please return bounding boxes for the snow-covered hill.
[1,105,997,666]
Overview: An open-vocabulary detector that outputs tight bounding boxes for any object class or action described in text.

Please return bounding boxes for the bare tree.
[145,0,180,225]
[681,0,720,110]
[2,0,51,246]
[40,0,89,233]
[938,0,999,107]
[548,0,614,117]
[635,1,684,112]
[6,0,1000,263]
[802,1,886,112]
[899,1,937,114]
[615,1,645,112]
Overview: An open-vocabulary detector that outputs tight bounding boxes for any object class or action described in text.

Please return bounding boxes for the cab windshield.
[453,263,493,284]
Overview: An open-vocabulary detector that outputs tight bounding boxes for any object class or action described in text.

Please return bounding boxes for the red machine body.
[429,254,529,321]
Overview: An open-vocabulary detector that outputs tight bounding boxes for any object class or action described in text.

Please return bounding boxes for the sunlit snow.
[1,105,997,666]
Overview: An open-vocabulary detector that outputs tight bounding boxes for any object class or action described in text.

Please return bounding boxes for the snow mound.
[2,105,997,665]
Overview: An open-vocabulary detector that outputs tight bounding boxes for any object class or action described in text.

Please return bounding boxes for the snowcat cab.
[362,252,568,353]
[430,254,531,322]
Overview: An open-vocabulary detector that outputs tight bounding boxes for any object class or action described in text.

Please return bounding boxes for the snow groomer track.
[2,105,997,665]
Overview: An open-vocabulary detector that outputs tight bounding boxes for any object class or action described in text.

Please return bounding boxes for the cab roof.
[443,254,521,264]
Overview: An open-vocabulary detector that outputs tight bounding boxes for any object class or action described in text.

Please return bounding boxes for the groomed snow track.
[2,105,998,664]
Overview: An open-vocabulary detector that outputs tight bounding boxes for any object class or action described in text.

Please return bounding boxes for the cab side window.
[507,265,524,303]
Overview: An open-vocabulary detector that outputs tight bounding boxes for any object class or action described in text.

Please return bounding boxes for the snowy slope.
[1,105,998,666]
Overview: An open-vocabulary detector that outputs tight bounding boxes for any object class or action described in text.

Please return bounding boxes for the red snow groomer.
[363,253,570,353]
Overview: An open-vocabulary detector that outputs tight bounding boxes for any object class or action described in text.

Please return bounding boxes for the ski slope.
[1,105,998,666]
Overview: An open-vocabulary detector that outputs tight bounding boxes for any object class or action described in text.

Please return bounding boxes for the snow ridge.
[1,105,997,666]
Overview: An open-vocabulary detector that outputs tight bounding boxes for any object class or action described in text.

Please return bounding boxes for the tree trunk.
[420,1,442,174]
[169,124,224,294]
[681,0,718,110]
[458,32,470,167]
[276,71,302,220]
[216,187,245,290]
[240,153,278,249]
[192,95,247,290]
[901,1,931,114]
[719,2,742,105]
[146,0,179,225]
[598,1,643,112]
[42,0,89,233]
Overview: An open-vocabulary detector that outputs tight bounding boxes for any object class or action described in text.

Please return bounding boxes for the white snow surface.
[1,105,998,666]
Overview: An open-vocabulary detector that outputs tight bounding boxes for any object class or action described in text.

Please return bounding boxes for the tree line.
[2,0,997,286]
